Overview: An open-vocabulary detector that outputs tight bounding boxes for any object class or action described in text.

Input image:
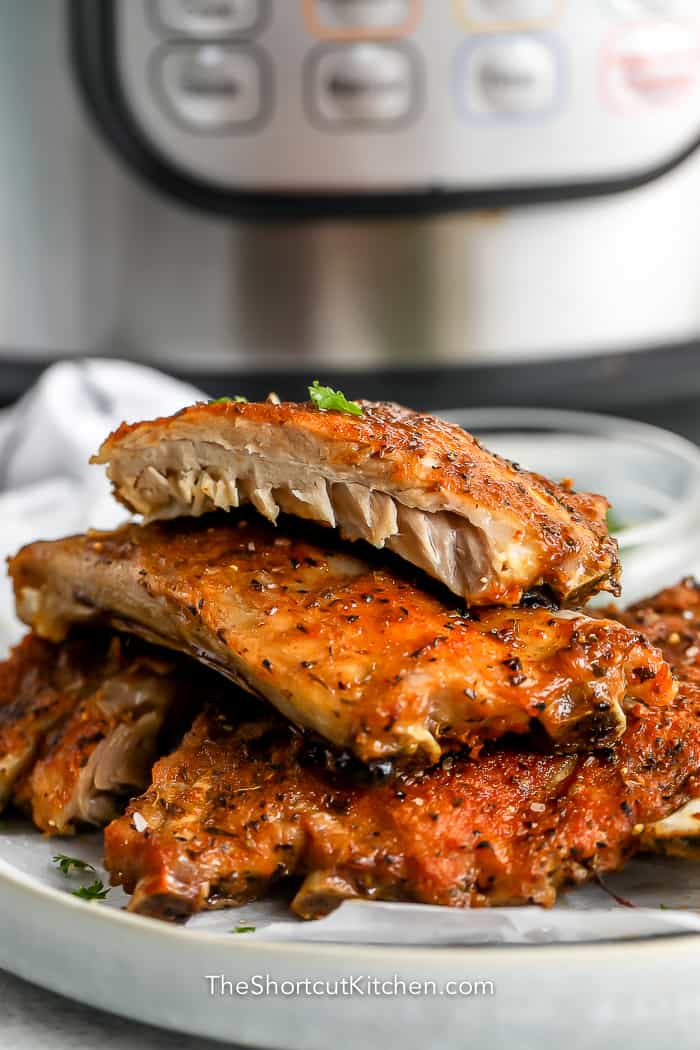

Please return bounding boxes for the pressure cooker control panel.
[104,1,700,196]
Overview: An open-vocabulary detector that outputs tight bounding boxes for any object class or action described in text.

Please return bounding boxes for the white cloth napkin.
[0,358,204,649]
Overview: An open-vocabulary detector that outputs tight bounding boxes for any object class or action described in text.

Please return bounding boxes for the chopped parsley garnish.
[606,509,627,533]
[53,854,96,877]
[232,924,256,934]
[209,395,248,404]
[72,879,110,902]
[308,380,362,416]
[53,854,108,901]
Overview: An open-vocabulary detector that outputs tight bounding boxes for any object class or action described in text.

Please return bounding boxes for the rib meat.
[0,633,117,812]
[9,515,672,764]
[92,398,620,606]
[103,647,700,920]
[617,576,700,670]
[21,649,193,834]
[617,578,700,859]
[2,632,203,833]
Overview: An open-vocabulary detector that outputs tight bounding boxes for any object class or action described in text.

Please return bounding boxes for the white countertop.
[0,970,229,1050]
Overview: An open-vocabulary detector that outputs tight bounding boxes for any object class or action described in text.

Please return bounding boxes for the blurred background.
[2,0,700,434]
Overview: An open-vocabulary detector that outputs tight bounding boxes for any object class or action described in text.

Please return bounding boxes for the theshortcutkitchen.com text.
[205,974,495,998]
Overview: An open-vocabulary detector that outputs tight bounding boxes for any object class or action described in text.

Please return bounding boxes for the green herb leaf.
[308,380,362,416]
[209,395,248,404]
[606,509,627,534]
[232,924,256,934]
[72,879,110,902]
[53,853,96,877]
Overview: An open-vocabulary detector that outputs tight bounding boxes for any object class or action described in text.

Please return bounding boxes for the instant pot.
[2,1,700,415]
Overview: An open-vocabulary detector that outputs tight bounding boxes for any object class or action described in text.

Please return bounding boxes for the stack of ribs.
[2,396,699,921]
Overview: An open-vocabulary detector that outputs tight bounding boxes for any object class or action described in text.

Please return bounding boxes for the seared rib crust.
[103,661,700,921]
[9,515,672,763]
[93,398,620,606]
[618,577,700,669]
[617,578,700,859]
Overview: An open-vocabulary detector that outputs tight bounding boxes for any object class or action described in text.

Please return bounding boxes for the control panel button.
[156,45,266,130]
[456,0,561,26]
[303,0,421,38]
[308,44,417,126]
[153,0,263,38]
[459,36,559,116]
[603,22,699,108]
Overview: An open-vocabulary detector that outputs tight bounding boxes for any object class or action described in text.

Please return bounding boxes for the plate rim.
[2,851,700,965]
[5,851,700,1049]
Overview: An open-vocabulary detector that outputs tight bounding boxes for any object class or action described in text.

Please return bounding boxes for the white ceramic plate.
[2,818,700,1048]
[4,405,700,1046]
